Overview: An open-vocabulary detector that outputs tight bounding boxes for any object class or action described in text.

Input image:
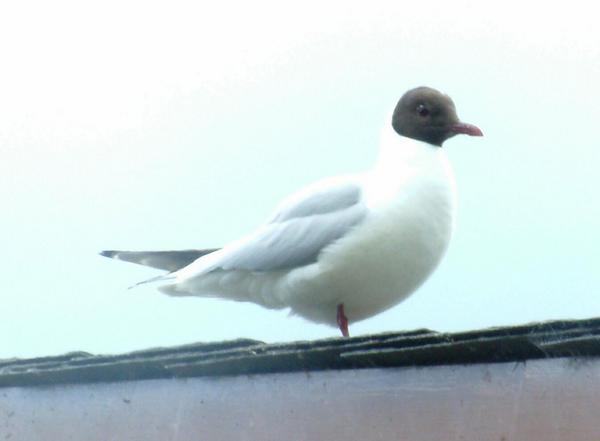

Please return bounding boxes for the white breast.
[283,132,457,325]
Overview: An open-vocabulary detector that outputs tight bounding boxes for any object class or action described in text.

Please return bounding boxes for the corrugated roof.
[2,317,600,387]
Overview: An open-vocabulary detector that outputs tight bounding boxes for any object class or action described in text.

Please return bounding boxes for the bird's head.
[392,86,483,146]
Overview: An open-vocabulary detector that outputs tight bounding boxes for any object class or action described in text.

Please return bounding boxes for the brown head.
[392,87,483,146]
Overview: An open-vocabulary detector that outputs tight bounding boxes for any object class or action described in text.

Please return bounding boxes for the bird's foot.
[336,303,350,337]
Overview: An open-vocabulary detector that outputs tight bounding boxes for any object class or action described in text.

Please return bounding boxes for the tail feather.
[127,273,176,290]
[100,249,219,272]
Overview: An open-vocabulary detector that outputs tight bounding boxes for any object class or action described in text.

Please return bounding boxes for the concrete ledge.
[2,317,600,387]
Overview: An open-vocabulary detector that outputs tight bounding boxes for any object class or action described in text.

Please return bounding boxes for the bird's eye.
[416,104,429,117]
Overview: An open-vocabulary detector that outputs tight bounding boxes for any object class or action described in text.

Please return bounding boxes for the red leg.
[336,303,350,337]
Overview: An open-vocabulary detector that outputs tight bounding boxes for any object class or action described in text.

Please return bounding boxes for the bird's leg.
[336,303,350,337]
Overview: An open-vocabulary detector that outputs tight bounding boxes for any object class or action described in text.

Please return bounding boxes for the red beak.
[450,122,483,137]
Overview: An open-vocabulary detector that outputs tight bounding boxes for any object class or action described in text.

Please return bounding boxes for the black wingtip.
[100,250,117,258]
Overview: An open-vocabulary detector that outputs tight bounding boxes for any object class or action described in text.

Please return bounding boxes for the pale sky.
[1,0,599,358]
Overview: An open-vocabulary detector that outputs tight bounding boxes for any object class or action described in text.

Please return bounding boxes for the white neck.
[363,124,456,210]
[374,125,441,171]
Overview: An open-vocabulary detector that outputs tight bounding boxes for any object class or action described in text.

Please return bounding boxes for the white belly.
[284,175,455,326]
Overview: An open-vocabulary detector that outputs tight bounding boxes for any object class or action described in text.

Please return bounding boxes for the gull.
[101,86,483,337]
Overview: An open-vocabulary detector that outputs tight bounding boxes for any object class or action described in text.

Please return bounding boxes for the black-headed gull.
[101,86,483,337]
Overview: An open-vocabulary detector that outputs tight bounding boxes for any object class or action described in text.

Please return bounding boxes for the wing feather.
[100,249,218,272]
[176,176,367,278]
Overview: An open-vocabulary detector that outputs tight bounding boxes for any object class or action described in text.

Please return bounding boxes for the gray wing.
[204,178,367,272]
[100,249,219,272]
[102,178,367,276]
[268,182,361,222]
